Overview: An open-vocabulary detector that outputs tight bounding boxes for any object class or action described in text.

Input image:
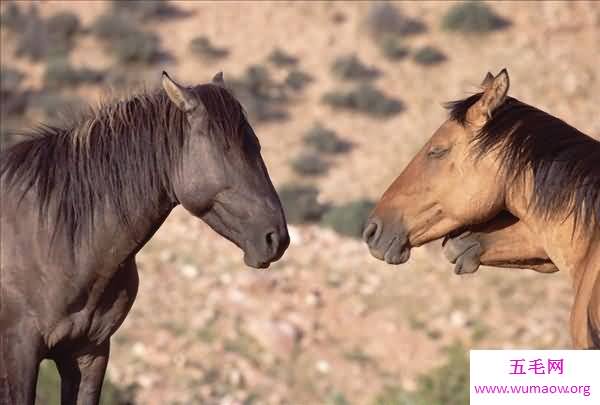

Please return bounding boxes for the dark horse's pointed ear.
[468,69,509,126]
[212,71,225,86]
[161,71,198,112]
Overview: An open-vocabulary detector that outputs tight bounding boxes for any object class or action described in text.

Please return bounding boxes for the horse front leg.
[1,321,44,405]
[55,341,110,405]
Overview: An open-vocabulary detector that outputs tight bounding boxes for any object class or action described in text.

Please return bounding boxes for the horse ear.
[480,72,494,89]
[161,71,198,112]
[468,69,509,126]
[480,69,509,116]
[212,71,225,86]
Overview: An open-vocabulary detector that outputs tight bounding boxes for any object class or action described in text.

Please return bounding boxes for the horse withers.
[364,69,600,348]
[0,72,289,404]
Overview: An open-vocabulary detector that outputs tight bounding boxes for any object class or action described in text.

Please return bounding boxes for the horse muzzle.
[363,216,410,265]
[243,225,290,269]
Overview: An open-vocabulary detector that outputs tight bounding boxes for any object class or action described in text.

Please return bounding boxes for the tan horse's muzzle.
[363,215,410,265]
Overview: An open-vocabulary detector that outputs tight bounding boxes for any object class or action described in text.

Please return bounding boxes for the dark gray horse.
[0,72,289,405]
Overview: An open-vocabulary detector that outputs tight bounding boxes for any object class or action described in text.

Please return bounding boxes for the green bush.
[291,152,330,177]
[113,30,163,64]
[189,36,229,60]
[0,66,28,117]
[28,92,85,121]
[371,343,469,405]
[365,1,426,38]
[378,35,410,61]
[328,391,351,405]
[268,48,298,67]
[44,58,104,88]
[373,385,414,405]
[413,46,446,66]
[321,200,375,239]
[1,65,24,94]
[92,14,165,64]
[111,0,186,21]
[291,152,329,176]
[277,184,328,224]
[285,69,313,91]
[46,11,81,42]
[104,67,157,88]
[229,65,289,122]
[0,2,27,31]
[10,6,81,60]
[303,123,352,155]
[238,65,274,95]
[36,360,136,405]
[331,54,380,81]
[322,84,404,118]
[92,13,134,40]
[0,126,15,150]
[415,344,469,405]
[13,6,50,61]
[442,1,510,33]
[0,116,29,150]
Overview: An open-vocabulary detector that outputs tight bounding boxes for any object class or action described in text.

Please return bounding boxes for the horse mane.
[445,93,600,233]
[0,83,246,246]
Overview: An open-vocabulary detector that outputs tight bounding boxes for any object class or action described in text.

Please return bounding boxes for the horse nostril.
[362,218,382,245]
[265,230,278,253]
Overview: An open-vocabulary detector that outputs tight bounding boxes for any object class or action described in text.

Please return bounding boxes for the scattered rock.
[316,359,331,374]
[246,319,303,358]
[179,263,199,279]
[132,342,146,357]
[449,310,467,328]
[305,289,323,307]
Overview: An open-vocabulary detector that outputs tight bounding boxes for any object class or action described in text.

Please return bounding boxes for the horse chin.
[382,238,411,265]
[442,231,482,275]
[452,245,481,275]
[385,247,410,265]
[243,252,272,269]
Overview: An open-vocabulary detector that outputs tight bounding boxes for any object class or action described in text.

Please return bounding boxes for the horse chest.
[46,259,139,349]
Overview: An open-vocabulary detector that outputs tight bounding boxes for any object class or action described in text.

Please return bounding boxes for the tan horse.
[363,70,600,348]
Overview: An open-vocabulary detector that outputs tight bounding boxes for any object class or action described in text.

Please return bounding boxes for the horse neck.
[94,195,176,263]
[506,171,600,348]
[65,111,182,265]
[34,186,176,272]
[504,170,598,273]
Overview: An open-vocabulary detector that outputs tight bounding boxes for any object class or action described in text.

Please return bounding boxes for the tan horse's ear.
[212,71,225,86]
[480,72,494,89]
[161,71,198,112]
[480,69,509,117]
[468,69,510,126]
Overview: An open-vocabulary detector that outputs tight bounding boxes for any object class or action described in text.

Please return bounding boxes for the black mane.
[446,93,600,232]
[1,84,246,245]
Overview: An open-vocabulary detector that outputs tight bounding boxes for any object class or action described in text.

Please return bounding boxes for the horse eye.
[427,145,450,159]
